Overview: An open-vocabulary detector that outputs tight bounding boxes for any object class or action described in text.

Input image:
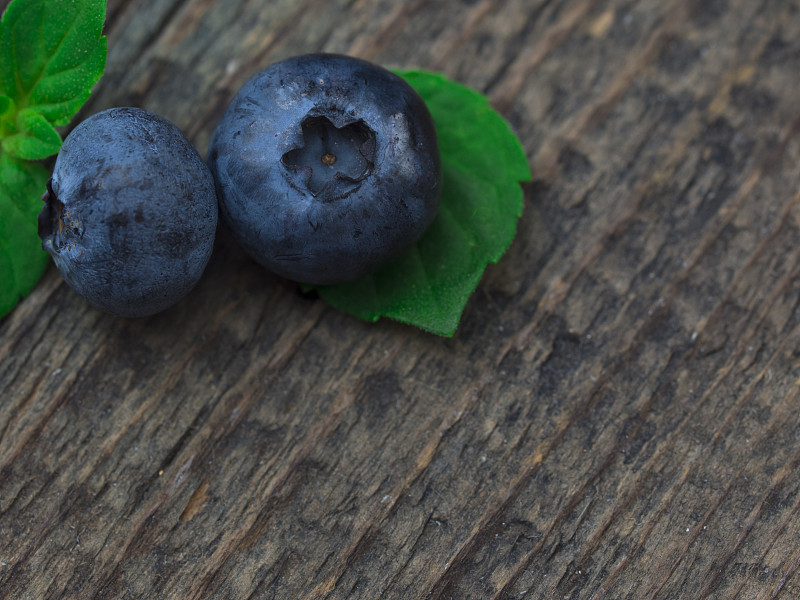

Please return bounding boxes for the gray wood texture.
[3,0,800,598]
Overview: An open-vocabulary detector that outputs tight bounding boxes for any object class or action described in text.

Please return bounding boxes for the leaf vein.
[15,2,90,111]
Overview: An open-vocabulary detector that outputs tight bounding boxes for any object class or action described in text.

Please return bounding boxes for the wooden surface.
[3,0,800,598]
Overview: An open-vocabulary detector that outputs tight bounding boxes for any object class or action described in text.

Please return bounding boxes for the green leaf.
[0,153,50,317]
[3,107,62,160]
[0,0,107,319]
[0,93,13,121]
[0,0,107,126]
[314,70,531,336]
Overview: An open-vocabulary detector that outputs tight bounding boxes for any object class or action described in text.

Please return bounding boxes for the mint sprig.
[313,70,531,336]
[0,0,107,318]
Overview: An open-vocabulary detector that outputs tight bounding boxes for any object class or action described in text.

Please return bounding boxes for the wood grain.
[3,0,800,598]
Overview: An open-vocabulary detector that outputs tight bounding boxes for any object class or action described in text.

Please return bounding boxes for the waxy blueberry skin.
[39,108,218,318]
[208,53,442,285]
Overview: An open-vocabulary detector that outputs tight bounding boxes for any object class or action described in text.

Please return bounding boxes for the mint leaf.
[314,70,531,336]
[0,93,13,120]
[0,0,107,318]
[3,107,61,159]
[0,153,49,316]
[0,0,107,126]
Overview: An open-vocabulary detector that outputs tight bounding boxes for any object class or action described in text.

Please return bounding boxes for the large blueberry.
[38,107,218,317]
[208,53,441,285]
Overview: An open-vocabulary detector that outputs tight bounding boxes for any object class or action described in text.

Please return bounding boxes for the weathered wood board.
[3,0,800,598]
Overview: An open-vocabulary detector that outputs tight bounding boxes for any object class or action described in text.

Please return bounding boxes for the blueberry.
[208,53,441,285]
[38,107,218,318]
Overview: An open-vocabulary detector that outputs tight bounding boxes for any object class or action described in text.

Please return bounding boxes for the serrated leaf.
[0,153,50,317]
[0,0,107,126]
[314,70,531,336]
[3,107,62,160]
[0,0,108,319]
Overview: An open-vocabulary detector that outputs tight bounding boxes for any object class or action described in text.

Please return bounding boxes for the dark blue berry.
[208,53,441,285]
[38,107,218,317]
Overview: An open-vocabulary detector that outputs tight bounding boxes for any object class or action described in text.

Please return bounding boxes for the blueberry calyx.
[281,116,376,199]
[38,178,74,253]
